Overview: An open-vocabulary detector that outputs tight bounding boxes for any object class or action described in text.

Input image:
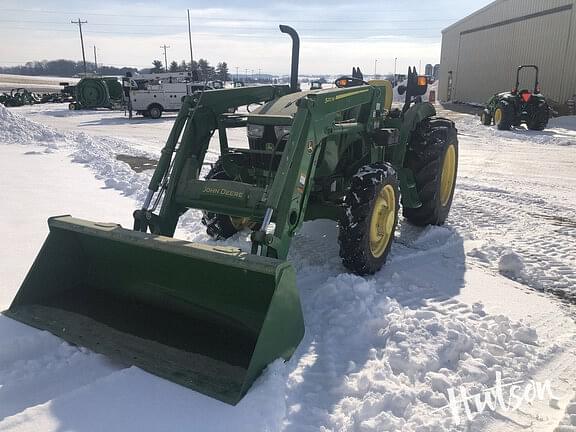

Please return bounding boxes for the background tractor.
[481,65,549,130]
[0,88,41,107]
[5,25,458,405]
[68,76,124,110]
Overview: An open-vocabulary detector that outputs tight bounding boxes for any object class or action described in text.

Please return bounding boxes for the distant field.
[0,74,79,93]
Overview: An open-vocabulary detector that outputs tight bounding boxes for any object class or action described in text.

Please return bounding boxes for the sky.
[0,1,494,75]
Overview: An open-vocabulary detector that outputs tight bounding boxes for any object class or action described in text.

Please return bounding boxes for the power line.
[71,18,87,74]
[93,45,98,74]
[0,17,458,26]
[187,9,194,65]
[160,44,170,71]
[0,26,442,40]
[0,7,463,20]
[0,23,445,35]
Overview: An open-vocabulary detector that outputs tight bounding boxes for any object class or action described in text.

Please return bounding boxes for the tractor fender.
[400,102,436,143]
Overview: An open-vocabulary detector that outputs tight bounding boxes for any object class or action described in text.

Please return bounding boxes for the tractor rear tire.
[480,109,492,126]
[527,103,549,131]
[201,160,258,239]
[495,101,514,130]
[338,163,399,275]
[403,118,458,226]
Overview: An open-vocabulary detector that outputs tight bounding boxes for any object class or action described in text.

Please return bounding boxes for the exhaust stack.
[279,25,300,92]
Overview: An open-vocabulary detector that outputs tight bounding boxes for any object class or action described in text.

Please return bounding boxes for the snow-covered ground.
[0,102,575,431]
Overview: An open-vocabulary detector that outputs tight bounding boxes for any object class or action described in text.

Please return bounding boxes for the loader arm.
[259,86,377,258]
[134,85,291,234]
[138,84,385,261]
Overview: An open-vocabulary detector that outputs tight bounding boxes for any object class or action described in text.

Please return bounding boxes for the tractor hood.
[247,90,312,126]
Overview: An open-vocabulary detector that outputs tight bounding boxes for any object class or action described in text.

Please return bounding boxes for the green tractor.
[69,77,124,110]
[481,65,549,130]
[5,26,458,405]
[0,88,40,107]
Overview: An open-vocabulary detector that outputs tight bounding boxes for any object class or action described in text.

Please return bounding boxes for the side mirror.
[397,85,407,95]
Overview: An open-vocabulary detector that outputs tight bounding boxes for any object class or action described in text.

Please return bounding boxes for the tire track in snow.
[451,178,576,303]
[284,263,553,431]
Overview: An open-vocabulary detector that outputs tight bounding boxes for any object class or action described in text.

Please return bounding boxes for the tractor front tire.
[480,109,492,126]
[201,160,258,239]
[338,163,399,275]
[494,101,514,130]
[403,118,458,226]
[527,103,549,131]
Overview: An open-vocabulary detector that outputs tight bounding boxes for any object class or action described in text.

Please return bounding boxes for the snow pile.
[283,273,551,431]
[0,104,154,201]
[548,115,576,145]
[69,132,150,199]
[498,250,525,278]
[554,395,576,430]
[549,115,576,130]
[0,104,63,145]
[0,328,116,421]
[456,113,576,146]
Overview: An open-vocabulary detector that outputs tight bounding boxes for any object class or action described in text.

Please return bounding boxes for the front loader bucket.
[4,216,304,405]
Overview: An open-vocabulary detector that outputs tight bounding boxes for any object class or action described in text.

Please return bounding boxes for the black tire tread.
[201,160,241,239]
[480,109,492,126]
[338,163,399,275]
[526,102,549,131]
[496,101,514,130]
[403,118,458,226]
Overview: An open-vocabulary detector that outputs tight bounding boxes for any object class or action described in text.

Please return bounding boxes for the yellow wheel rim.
[494,108,502,124]
[440,144,456,206]
[369,184,396,258]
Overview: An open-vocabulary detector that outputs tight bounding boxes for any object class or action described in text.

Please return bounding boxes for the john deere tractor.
[481,65,549,130]
[5,25,458,405]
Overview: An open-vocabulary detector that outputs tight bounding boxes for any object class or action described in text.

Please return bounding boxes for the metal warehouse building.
[439,0,576,105]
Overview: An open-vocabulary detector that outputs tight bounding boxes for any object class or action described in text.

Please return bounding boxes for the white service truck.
[124,72,222,119]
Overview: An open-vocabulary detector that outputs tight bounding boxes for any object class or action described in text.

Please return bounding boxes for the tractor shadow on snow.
[78,116,177,127]
[282,218,466,431]
[492,125,576,144]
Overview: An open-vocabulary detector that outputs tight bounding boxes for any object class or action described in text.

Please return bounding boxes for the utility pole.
[394,57,398,86]
[236,67,239,81]
[93,46,98,74]
[374,59,378,78]
[187,9,194,68]
[160,45,170,72]
[258,68,261,81]
[245,68,248,82]
[71,18,88,75]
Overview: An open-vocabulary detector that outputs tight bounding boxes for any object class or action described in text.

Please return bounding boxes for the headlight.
[247,124,264,139]
[274,125,291,139]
